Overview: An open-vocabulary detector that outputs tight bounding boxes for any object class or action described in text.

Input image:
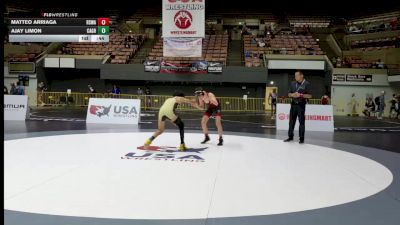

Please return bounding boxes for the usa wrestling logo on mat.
[121,146,208,162]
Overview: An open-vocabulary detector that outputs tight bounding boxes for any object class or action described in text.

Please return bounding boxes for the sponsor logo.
[4,104,25,109]
[89,104,138,118]
[144,65,161,72]
[305,115,332,121]
[144,60,161,72]
[174,10,192,29]
[207,62,223,73]
[168,0,203,2]
[121,146,208,162]
[278,113,332,121]
[90,105,111,117]
[278,113,286,120]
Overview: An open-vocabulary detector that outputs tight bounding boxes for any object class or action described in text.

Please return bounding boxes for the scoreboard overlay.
[8,18,110,43]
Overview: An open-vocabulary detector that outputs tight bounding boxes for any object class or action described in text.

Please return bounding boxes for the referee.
[284,70,312,144]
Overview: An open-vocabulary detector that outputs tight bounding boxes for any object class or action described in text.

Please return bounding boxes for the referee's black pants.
[288,103,306,140]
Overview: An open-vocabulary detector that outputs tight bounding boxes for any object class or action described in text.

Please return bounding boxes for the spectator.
[10,83,16,95]
[111,85,121,97]
[390,18,398,30]
[145,87,151,95]
[321,93,330,105]
[378,91,386,120]
[362,98,375,117]
[280,48,288,55]
[349,24,362,33]
[37,81,47,106]
[302,25,308,35]
[389,94,398,119]
[145,87,152,107]
[377,23,385,32]
[137,87,144,95]
[268,89,278,119]
[4,86,9,94]
[88,84,96,93]
[245,51,252,58]
[211,27,216,35]
[336,57,342,67]
[15,81,25,95]
[258,39,266,47]
[376,59,385,69]
[264,28,269,37]
[332,57,337,67]
[251,37,257,45]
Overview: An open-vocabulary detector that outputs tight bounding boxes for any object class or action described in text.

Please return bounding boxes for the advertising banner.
[162,0,205,38]
[163,37,202,57]
[4,95,28,121]
[86,98,141,125]
[160,60,208,74]
[276,104,334,132]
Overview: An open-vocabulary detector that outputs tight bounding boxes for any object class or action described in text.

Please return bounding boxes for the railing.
[38,92,326,112]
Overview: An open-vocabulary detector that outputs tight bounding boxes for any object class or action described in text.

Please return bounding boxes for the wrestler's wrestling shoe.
[179,143,188,151]
[217,137,223,146]
[144,139,152,150]
[201,135,210,144]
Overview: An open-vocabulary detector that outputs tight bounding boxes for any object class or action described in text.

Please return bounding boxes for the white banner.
[4,95,28,121]
[268,60,325,70]
[276,104,334,132]
[162,0,205,38]
[163,37,202,57]
[86,98,141,125]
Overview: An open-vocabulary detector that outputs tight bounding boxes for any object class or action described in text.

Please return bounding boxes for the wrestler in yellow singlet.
[144,91,196,151]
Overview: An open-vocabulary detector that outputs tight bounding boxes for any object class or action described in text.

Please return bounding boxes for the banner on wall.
[346,74,372,82]
[86,98,141,125]
[163,38,202,57]
[276,104,334,132]
[162,0,205,38]
[332,74,374,83]
[143,60,223,74]
[4,95,29,120]
[160,60,208,74]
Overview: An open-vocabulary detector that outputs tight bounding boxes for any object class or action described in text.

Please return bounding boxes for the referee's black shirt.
[288,80,312,105]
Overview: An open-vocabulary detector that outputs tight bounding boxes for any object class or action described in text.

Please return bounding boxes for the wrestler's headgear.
[194,87,204,96]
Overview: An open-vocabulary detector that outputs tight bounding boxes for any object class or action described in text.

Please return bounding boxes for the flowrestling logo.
[121,146,208,163]
[89,104,138,118]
